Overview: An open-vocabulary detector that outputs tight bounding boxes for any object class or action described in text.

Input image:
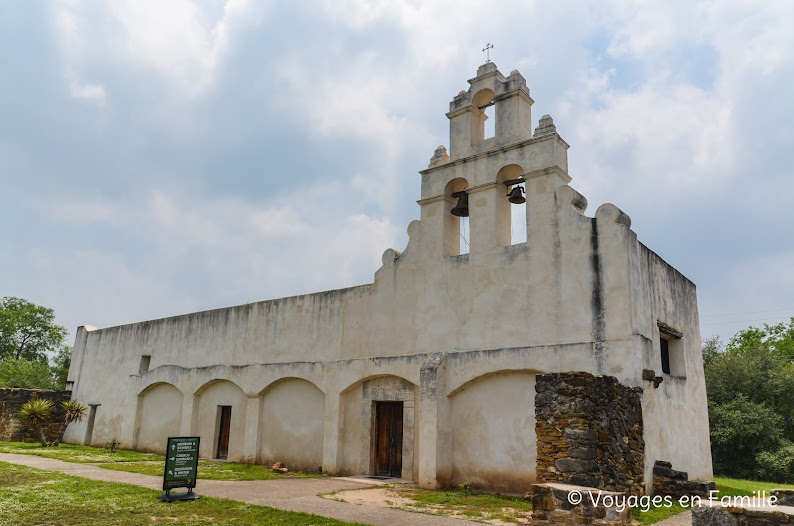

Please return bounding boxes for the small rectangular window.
[139,355,151,374]
[660,337,671,374]
[658,321,686,378]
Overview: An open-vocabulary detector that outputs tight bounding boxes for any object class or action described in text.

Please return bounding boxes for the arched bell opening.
[444,178,469,256]
[497,164,527,245]
[472,89,495,144]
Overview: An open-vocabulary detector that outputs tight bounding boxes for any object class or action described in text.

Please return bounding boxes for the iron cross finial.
[482,43,494,63]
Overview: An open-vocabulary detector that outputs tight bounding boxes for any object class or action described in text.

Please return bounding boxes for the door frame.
[372,401,404,477]
[215,405,232,459]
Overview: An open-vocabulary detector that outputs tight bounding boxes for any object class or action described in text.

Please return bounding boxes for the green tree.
[726,317,794,360]
[705,317,794,481]
[701,335,723,368]
[757,441,794,483]
[0,297,67,361]
[709,395,783,479]
[0,358,57,389]
[50,346,72,389]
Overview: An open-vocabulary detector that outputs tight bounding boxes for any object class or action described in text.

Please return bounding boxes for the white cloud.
[65,71,106,105]
[53,0,265,100]
[43,187,400,318]
[565,72,736,200]
[107,0,264,97]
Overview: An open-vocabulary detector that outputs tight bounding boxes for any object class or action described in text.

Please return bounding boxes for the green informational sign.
[162,436,200,491]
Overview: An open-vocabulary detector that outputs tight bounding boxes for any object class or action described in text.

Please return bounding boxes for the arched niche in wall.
[448,370,537,493]
[194,379,248,461]
[258,378,325,472]
[338,375,418,480]
[134,382,183,453]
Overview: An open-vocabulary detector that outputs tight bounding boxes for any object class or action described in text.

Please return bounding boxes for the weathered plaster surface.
[134,382,182,452]
[260,378,324,471]
[450,371,536,492]
[65,62,711,493]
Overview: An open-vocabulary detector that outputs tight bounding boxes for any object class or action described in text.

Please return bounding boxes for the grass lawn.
[713,476,794,497]
[633,477,794,526]
[100,460,326,481]
[403,487,533,522]
[0,461,362,526]
[394,477,794,525]
[0,441,325,480]
[0,441,163,463]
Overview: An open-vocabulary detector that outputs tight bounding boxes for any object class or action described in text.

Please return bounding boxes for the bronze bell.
[507,186,526,204]
[450,191,469,217]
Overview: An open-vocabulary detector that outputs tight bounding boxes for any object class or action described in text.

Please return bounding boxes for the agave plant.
[51,400,87,446]
[18,398,54,447]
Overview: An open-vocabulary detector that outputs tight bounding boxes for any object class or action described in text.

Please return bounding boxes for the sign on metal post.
[157,436,201,502]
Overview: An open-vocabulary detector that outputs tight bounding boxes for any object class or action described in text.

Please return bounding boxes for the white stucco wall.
[629,243,713,485]
[260,378,325,471]
[134,382,183,453]
[450,371,536,493]
[339,383,364,474]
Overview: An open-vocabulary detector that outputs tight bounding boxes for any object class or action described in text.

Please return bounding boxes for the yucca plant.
[18,398,54,447]
[51,400,87,446]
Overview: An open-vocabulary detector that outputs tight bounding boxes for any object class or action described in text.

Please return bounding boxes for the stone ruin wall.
[535,372,645,495]
[652,460,715,498]
[0,388,71,443]
[532,483,632,526]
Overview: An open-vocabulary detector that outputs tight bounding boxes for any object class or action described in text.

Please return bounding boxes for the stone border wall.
[535,372,644,494]
[531,483,632,526]
[0,388,71,442]
[773,490,794,507]
[652,460,715,498]
[692,502,794,526]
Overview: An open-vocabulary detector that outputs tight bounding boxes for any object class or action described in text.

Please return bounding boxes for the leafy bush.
[709,396,783,479]
[0,358,58,389]
[756,441,794,483]
[705,318,794,481]
[105,438,121,454]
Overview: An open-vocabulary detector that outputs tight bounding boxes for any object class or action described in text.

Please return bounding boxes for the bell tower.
[416,62,571,259]
[447,62,535,160]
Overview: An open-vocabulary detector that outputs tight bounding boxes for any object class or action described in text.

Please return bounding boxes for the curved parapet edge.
[595,203,632,228]
[381,248,403,267]
[555,185,588,213]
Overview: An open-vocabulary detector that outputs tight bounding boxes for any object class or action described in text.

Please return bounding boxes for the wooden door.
[375,402,403,477]
[216,406,232,459]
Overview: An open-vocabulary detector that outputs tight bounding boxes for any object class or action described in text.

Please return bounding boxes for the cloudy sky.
[1,1,793,345]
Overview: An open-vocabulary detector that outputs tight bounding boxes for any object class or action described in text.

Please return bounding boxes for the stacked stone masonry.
[652,460,715,498]
[692,501,794,526]
[535,372,645,495]
[773,490,794,507]
[0,388,71,442]
[531,483,632,526]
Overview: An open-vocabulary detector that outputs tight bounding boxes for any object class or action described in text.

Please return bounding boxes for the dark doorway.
[216,406,232,459]
[374,401,403,477]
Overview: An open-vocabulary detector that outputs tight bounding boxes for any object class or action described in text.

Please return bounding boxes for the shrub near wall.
[0,388,71,442]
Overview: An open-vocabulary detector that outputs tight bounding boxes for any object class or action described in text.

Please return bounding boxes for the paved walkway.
[0,453,480,526]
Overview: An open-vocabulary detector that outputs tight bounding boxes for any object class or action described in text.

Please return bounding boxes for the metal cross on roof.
[482,43,494,63]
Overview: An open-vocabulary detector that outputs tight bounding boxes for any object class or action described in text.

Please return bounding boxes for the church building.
[65,62,713,494]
